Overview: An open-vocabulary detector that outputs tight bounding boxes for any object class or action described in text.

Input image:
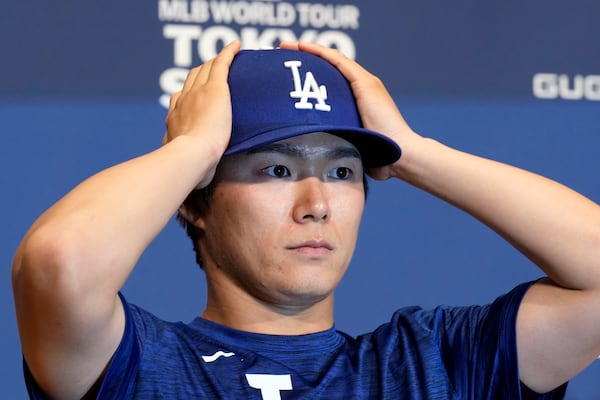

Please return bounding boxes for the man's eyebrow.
[247,142,361,160]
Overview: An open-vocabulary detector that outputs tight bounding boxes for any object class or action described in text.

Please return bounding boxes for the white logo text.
[245,374,293,400]
[284,60,331,111]
[533,73,600,101]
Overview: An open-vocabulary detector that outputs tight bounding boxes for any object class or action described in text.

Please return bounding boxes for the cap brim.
[224,124,401,168]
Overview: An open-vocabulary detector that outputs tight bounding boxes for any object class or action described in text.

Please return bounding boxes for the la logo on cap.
[284,60,332,112]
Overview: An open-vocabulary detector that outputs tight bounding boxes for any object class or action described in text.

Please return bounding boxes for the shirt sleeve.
[94,292,141,399]
[23,293,141,399]
[439,281,567,399]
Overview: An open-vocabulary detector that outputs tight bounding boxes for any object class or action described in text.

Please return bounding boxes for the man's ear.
[178,190,208,230]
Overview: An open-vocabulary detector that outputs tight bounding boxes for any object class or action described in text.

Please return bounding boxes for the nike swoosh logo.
[202,351,236,363]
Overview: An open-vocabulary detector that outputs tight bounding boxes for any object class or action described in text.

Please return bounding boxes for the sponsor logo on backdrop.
[158,0,362,107]
[533,73,600,101]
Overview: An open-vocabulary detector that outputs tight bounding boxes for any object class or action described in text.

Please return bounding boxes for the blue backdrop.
[2,1,599,398]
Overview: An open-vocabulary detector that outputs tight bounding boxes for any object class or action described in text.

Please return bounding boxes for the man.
[12,40,600,399]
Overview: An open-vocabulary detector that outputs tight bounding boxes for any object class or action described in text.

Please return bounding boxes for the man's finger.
[181,65,203,94]
[168,91,181,113]
[285,41,368,82]
[206,40,241,84]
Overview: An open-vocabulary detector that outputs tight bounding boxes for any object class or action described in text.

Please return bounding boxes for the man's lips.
[287,240,334,251]
[286,240,334,257]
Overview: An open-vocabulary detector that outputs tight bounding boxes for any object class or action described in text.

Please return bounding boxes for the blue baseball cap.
[225,49,401,167]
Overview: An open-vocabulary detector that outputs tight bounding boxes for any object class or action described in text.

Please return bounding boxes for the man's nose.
[292,177,329,223]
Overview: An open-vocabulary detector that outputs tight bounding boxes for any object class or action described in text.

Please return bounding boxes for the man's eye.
[263,165,290,177]
[329,167,352,180]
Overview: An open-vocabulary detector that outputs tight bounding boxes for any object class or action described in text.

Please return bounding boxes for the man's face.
[196,132,366,309]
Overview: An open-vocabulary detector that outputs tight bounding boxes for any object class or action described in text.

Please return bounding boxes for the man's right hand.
[164,40,241,189]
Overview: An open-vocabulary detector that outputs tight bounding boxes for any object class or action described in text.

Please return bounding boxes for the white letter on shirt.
[245,374,293,400]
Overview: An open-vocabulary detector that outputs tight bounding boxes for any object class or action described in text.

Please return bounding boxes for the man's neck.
[201,281,335,335]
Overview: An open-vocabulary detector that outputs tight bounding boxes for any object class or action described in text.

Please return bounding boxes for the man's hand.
[164,40,241,188]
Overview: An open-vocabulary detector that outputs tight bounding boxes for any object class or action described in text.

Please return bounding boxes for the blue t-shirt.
[25,281,567,399]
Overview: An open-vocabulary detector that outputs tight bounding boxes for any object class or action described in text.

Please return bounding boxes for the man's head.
[178,49,401,271]
[187,131,369,308]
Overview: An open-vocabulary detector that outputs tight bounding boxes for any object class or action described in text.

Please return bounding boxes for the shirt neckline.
[188,316,345,355]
